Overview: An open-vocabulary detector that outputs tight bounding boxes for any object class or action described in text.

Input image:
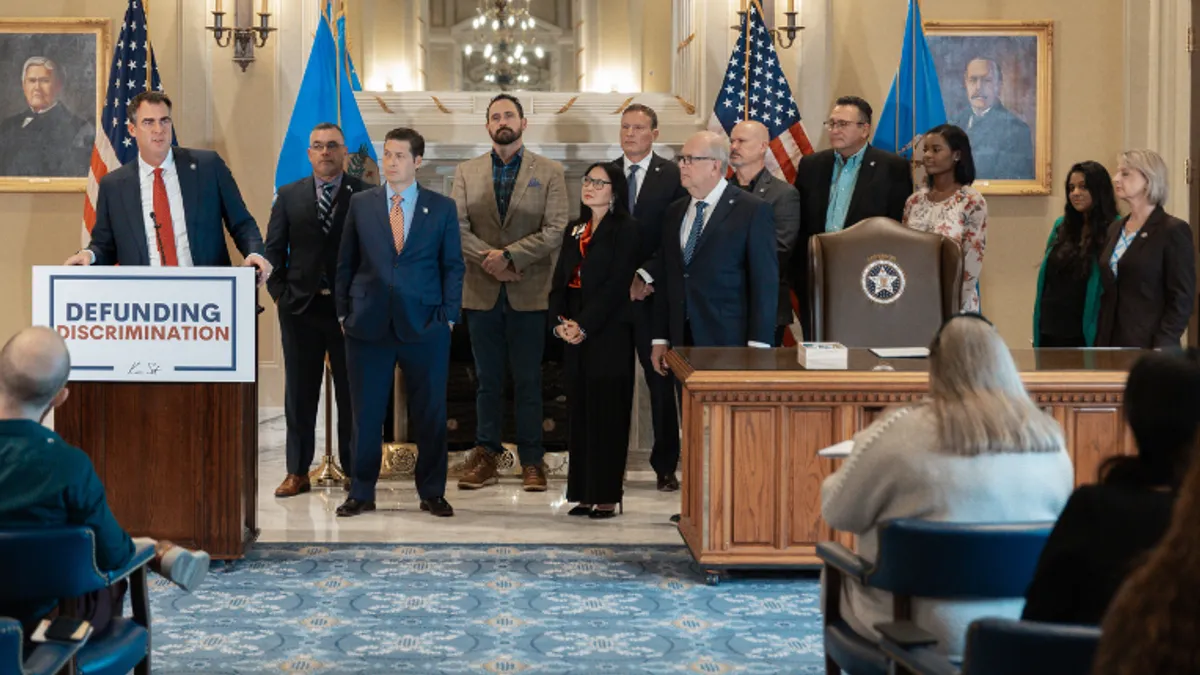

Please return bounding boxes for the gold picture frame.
[0,18,110,193]
[924,20,1053,196]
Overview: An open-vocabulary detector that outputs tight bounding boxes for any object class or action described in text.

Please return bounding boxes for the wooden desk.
[665,348,1139,580]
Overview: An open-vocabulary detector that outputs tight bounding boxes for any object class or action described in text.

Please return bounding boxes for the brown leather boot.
[274,474,311,498]
[522,464,547,492]
[457,447,500,489]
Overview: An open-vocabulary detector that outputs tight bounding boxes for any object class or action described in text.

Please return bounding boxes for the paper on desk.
[870,347,930,358]
[817,439,854,458]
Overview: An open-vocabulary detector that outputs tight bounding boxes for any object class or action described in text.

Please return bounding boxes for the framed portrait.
[0,18,109,193]
[925,21,1053,196]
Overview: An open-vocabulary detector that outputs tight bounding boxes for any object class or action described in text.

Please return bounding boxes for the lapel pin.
[189,163,197,170]
[422,206,429,214]
[869,161,876,167]
[655,166,661,172]
[1140,232,1148,238]
[728,198,735,204]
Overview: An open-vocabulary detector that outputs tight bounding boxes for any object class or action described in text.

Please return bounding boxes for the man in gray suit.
[729,120,801,345]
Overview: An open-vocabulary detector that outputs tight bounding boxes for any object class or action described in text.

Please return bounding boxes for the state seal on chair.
[861,256,906,305]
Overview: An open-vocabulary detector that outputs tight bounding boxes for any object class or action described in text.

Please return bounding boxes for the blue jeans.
[464,285,546,466]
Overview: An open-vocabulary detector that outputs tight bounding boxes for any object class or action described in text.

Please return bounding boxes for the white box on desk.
[797,342,848,369]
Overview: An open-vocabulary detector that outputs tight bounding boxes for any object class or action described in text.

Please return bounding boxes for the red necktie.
[153,167,179,266]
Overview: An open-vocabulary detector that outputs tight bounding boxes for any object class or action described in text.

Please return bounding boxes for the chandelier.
[462,0,545,88]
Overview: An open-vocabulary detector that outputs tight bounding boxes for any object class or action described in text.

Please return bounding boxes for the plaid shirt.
[491,146,524,222]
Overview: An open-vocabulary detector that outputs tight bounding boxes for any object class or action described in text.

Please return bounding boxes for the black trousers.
[278,294,353,476]
[565,291,635,504]
[633,294,680,476]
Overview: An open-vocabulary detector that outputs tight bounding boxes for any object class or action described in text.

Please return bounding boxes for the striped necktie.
[317,182,335,234]
[683,201,707,265]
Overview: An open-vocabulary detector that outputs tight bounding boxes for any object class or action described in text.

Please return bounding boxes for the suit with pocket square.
[335,181,465,502]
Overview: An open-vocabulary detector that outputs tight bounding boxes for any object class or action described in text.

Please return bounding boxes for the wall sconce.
[734,0,803,50]
[207,0,276,71]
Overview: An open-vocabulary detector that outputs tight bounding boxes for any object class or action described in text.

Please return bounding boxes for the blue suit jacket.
[86,147,263,266]
[335,184,465,342]
[654,184,778,347]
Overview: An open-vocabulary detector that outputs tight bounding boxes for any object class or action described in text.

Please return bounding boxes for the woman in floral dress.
[903,124,988,312]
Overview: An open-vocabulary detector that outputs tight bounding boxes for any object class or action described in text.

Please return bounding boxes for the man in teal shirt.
[0,327,209,631]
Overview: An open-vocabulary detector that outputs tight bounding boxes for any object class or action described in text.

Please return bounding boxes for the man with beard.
[0,56,94,177]
[951,57,1034,180]
[451,94,568,493]
[729,120,800,346]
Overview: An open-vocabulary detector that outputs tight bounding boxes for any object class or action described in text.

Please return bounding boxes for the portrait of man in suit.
[0,55,94,178]
[950,57,1034,180]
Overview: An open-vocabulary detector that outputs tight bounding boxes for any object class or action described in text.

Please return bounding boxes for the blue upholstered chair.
[0,528,155,675]
[879,617,1101,675]
[817,519,1054,675]
[0,617,91,675]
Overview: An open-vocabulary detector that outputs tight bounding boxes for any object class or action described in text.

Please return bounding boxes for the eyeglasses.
[581,176,612,188]
[928,312,994,357]
[675,155,718,166]
[310,142,343,152]
[822,120,867,130]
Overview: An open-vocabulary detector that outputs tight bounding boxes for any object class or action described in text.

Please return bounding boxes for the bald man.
[729,121,801,345]
[649,131,777,375]
[0,327,209,635]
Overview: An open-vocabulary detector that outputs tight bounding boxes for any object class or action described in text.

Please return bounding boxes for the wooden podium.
[666,347,1140,581]
[33,266,259,560]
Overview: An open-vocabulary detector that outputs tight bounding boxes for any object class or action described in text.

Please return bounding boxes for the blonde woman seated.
[820,314,1074,658]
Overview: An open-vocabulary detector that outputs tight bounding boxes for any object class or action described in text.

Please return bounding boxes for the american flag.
[81,0,169,242]
[709,0,813,183]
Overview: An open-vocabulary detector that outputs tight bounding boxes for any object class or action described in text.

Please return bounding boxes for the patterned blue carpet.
[146,544,824,673]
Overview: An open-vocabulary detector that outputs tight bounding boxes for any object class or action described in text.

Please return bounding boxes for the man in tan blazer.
[451,93,568,492]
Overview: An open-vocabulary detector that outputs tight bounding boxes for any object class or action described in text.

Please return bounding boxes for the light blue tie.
[683,201,708,265]
[627,164,641,210]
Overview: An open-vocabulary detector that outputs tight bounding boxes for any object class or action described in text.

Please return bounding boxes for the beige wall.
[831,0,1127,345]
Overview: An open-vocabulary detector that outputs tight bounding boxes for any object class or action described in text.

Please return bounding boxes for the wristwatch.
[502,250,513,263]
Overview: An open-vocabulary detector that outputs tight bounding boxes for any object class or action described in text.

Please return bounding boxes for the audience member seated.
[1023,349,1200,626]
[820,313,1074,658]
[0,327,210,636]
[1091,400,1200,674]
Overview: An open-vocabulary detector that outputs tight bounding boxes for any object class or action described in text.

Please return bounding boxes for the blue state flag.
[274,2,376,192]
[873,0,946,158]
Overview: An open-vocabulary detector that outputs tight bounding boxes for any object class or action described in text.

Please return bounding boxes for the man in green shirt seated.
[0,326,210,633]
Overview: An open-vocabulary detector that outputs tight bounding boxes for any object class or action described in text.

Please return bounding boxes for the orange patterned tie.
[390,194,405,253]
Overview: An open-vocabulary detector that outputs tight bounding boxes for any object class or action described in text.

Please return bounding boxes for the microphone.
[149,211,167,265]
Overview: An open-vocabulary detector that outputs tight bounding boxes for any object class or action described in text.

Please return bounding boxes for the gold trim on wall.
[0,18,111,194]
[924,20,1054,197]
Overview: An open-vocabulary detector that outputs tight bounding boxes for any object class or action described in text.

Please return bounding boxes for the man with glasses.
[611,104,688,492]
[263,122,369,498]
[649,131,777,375]
[790,96,911,339]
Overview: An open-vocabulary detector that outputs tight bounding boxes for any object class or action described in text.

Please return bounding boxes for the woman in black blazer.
[1095,150,1196,348]
[548,162,641,519]
[1023,349,1200,625]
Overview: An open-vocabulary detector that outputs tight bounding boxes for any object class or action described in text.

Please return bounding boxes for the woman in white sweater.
[821,313,1074,659]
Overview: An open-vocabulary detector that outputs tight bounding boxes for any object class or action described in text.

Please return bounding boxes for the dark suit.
[655,182,778,347]
[264,173,367,477]
[615,153,688,477]
[952,103,1034,180]
[0,103,93,176]
[791,145,912,338]
[736,168,801,340]
[1095,206,1195,348]
[335,184,465,501]
[549,212,641,504]
[86,147,263,266]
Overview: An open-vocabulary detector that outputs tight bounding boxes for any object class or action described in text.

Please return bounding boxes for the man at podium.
[63,91,269,282]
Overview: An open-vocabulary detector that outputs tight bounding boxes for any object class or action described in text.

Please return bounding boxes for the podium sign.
[32,266,256,383]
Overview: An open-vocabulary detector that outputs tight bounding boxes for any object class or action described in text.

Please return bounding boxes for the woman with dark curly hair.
[1032,161,1119,347]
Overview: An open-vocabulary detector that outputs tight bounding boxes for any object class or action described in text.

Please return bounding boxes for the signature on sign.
[127,362,162,376]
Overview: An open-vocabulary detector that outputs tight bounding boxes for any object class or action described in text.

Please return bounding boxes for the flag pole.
[144,0,152,91]
[328,3,342,126]
[742,1,756,121]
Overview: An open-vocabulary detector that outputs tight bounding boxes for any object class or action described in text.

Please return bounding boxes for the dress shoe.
[522,464,548,492]
[657,473,680,492]
[336,498,376,517]
[274,474,311,498]
[457,446,500,489]
[420,496,455,517]
[567,505,593,516]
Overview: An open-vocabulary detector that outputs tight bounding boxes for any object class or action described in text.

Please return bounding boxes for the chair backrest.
[962,618,1101,675]
[866,519,1054,598]
[808,217,962,347]
[0,528,109,602]
[0,618,23,675]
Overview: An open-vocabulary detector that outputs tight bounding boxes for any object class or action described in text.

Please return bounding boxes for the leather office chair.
[0,617,91,675]
[817,519,1054,675]
[809,218,962,347]
[880,617,1101,675]
[0,528,154,675]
